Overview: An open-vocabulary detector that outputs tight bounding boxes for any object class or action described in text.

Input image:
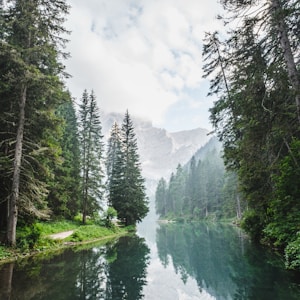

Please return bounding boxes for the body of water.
[0,222,300,299]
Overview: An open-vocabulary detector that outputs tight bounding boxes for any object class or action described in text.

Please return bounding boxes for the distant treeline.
[155,139,244,221]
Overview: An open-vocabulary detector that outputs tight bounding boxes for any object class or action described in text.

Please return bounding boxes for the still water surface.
[1,222,300,299]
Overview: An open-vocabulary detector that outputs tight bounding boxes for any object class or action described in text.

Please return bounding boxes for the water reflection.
[105,235,150,299]
[1,224,300,299]
[156,222,300,300]
[0,235,150,300]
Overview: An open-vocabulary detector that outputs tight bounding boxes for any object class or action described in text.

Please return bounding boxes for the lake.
[1,221,300,299]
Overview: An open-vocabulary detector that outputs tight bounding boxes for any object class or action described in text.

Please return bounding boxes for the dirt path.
[49,230,74,240]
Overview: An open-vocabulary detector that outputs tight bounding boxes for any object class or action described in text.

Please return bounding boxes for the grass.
[37,220,80,236]
[66,224,122,242]
[0,220,130,264]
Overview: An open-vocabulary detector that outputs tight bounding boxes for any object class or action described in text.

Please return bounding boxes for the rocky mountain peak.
[102,112,211,181]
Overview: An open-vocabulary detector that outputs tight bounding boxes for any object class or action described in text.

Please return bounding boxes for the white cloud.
[65,0,223,130]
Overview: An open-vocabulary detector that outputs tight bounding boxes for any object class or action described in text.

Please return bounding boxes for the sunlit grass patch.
[37,220,79,236]
[67,224,122,242]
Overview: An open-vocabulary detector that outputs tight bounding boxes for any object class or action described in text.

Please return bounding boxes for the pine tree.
[47,99,81,219]
[106,122,122,206]
[0,0,70,246]
[155,178,168,217]
[78,90,104,224]
[108,111,148,226]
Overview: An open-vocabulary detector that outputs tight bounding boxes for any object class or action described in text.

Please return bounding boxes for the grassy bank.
[0,220,131,264]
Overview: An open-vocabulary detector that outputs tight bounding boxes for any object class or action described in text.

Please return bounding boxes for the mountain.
[101,112,211,183]
[185,136,222,168]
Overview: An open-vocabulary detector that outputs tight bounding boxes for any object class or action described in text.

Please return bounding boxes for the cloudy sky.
[65,0,223,132]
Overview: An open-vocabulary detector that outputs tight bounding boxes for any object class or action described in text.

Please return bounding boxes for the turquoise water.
[0,222,299,299]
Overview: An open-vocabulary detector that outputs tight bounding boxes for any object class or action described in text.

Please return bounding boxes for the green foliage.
[155,178,167,216]
[78,90,104,224]
[107,111,149,226]
[17,223,42,250]
[125,225,137,233]
[67,225,119,242]
[0,244,12,259]
[285,234,300,270]
[47,100,81,219]
[241,210,264,241]
[0,0,144,253]
[104,207,118,228]
[37,220,79,235]
[0,0,70,245]
[203,0,300,270]
[155,142,238,221]
[263,139,300,268]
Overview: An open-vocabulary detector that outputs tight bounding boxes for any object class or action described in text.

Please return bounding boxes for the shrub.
[17,223,42,250]
[241,210,263,241]
[104,207,118,228]
[285,233,300,270]
[69,231,83,242]
[0,244,11,259]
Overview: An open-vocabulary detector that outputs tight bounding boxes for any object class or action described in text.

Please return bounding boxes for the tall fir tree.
[47,99,81,219]
[155,178,168,217]
[0,0,70,246]
[108,111,148,226]
[105,122,122,206]
[78,90,104,224]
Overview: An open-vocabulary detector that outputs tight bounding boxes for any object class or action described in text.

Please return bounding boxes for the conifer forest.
[0,0,148,248]
[155,0,300,270]
[1,0,300,272]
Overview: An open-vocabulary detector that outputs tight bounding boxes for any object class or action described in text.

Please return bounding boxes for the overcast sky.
[64,0,223,132]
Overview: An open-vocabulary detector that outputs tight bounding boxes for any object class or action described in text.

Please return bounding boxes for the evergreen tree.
[154,145,233,221]
[106,122,122,206]
[169,164,186,217]
[0,0,70,246]
[78,90,104,224]
[185,156,198,216]
[204,0,300,267]
[155,178,167,217]
[109,111,148,226]
[47,99,81,219]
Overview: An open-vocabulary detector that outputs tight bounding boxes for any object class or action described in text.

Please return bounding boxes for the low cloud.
[65,0,222,129]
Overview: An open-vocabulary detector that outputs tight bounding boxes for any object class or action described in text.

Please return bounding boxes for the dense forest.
[155,0,300,270]
[155,138,244,221]
[1,0,300,272]
[0,1,148,248]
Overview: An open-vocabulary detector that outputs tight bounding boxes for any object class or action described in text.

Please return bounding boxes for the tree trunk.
[271,0,300,123]
[236,194,242,220]
[82,170,88,225]
[7,85,27,246]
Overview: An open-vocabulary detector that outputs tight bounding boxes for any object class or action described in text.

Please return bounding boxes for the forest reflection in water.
[1,223,300,299]
[154,222,300,299]
[0,235,150,300]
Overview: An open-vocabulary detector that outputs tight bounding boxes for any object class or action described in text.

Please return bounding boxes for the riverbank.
[0,221,132,265]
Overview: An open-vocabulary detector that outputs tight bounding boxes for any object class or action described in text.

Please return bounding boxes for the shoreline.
[0,230,129,265]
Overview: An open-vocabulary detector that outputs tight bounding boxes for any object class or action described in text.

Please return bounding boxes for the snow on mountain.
[101,112,211,183]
